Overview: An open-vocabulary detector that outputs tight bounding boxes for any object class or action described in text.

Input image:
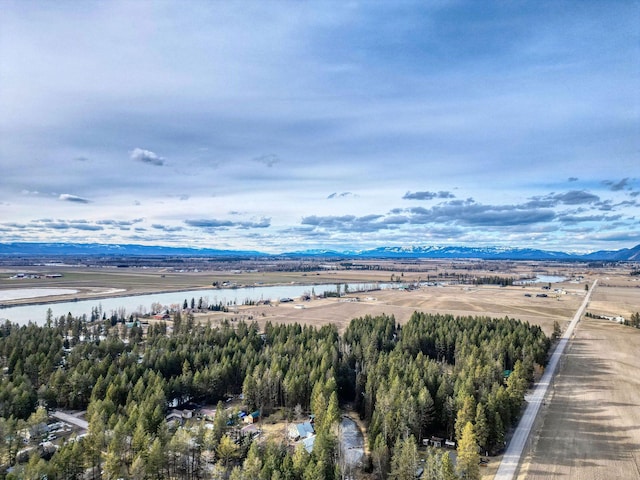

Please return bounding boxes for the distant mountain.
[582,243,640,261]
[0,242,265,257]
[349,245,576,260]
[0,242,638,261]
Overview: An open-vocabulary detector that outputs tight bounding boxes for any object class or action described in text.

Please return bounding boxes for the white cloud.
[130,148,165,166]
[58,194,90,204]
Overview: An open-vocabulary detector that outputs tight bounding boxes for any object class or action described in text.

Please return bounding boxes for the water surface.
[0,282,383,325]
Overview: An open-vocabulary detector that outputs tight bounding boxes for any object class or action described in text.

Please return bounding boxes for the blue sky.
[0,1,638,253]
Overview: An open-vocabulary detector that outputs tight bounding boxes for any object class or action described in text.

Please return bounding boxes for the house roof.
[241,424,259,434]
[302,435,315,453]
[296,422,314,438]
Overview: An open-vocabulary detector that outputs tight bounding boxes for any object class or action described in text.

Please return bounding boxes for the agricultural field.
[519,283,640,480]
[196,281,586,337]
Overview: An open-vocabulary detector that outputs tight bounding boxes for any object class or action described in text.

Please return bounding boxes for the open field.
[518,284,640,480]
[196,282,586,336]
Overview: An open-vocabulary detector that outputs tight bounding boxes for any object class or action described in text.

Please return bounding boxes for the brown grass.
[518,284,640,480]
[196,283,585,337]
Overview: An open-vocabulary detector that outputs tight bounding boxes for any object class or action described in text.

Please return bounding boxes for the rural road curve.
[51,410,89,431]
[494,279,598,480]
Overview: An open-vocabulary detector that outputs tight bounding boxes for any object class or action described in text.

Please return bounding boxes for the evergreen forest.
[0,308,550,479]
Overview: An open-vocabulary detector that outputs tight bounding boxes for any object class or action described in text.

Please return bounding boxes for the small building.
[182,409,193,419]
[428,436,443,448]
[244,410,260,424]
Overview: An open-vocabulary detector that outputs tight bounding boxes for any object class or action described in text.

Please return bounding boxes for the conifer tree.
[455,394,476,441]
[474,403,489,455]
[456,422,480,480]
[389,435,418,480]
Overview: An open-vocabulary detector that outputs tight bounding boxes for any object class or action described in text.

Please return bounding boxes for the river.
[0,282,385,325]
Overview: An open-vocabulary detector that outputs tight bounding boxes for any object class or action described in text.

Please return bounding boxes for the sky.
[1,1,638,254]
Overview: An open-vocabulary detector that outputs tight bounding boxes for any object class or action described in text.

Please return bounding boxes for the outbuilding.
[244,410,260,424]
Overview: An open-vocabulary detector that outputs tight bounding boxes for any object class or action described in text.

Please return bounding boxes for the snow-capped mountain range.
[1,242,639,261]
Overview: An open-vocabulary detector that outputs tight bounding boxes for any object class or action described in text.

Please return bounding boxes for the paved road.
[51,410,89,431]
[494,280,597,480]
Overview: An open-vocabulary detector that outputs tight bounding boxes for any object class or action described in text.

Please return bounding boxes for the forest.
[0,307,550,479]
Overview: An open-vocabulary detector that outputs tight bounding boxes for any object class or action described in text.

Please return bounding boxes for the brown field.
[196,282,586,337]
[518,284,640,480]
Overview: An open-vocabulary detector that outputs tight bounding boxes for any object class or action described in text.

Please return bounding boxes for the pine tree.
[474,403,489,454]
[325,391,340,433]
[146,437,166,479]
[217,435,239,467]
[210,400,228,450]
[292,442,310,477]
[441,450,456,480]
[417,386,435,441]
[243,441,263,479]
[456,422,480,480]
[389,435,418,480]
[455,394,476,441]
[371,433,390,480]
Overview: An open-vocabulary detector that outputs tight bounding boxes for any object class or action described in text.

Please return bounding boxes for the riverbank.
[0,265,397,308]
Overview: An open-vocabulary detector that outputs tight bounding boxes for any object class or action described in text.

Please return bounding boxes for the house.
[200,408,217,421]
[244,411,260,424]
[166,411,184,428]
[165,409,193,427]
[288,421,314,440]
